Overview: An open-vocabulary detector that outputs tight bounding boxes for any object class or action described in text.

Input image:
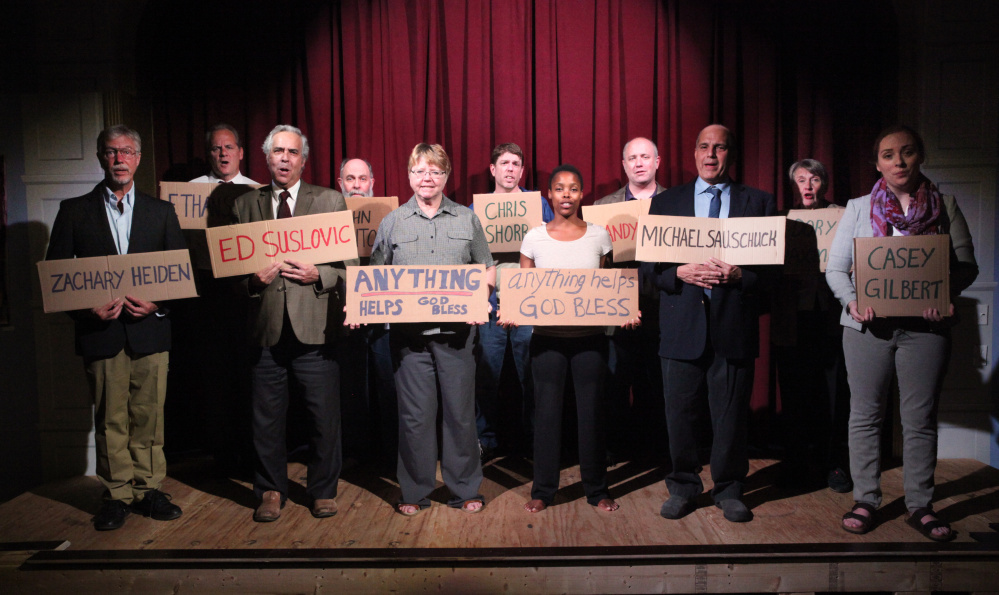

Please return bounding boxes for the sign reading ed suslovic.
[499,268,638,326]
[345,265,489,324]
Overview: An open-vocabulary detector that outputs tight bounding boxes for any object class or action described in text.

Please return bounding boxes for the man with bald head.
[596,137,668,462]
[643,124,776,523]
[337,158,375,198]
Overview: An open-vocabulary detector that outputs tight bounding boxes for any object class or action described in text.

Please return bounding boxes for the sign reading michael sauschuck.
[635,214,786,265]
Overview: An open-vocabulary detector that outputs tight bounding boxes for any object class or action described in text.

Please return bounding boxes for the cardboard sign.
[345,196,399,258]
[473,192,544,252]
[784,208,844,273]
[159,181,264,229]
[636,214,786,265]
[582,200,652,262]
[499,268,638,326]
[854,235,950,317]
[344,265,489,324]
[205,211,358,278]
[38,250,198,313]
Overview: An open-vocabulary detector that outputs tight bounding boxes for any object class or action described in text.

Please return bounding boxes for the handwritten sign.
[854,235,950,317]
[38,250,198,313]
[499,268,638,326]
[636,215,786,265]
[205,211,358,278]
[582,200,652,262]
[784,208,843,273]
[473,192,544,252]
[345,196,399,258]
[345,265,489,324]
[159,182,263,229]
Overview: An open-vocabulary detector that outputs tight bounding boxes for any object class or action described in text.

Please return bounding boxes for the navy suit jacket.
[643,179,777,360]
[45,182,187,358]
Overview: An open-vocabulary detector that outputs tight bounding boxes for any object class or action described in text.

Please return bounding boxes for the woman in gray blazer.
[826,125,978,541]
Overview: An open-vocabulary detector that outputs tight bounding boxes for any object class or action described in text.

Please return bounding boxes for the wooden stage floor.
[2,456,998,593]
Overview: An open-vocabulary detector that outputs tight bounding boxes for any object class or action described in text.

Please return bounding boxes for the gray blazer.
[233,182,360,346]
[594,182,667,205]
[825,193,978,331]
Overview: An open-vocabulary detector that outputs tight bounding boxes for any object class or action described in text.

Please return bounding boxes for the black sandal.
[841,502,876,534]
[906,507,956,542]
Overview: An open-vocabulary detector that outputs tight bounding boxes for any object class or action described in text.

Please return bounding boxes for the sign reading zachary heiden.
[473,192,544,252]
[38,249,198,313]
[345,265,489,324]
[582,200,652,262]
[635,214,786,265]
[345,196,399,258]
[854,234,950,317]
[205,210,358,278]
[499,268,638,326]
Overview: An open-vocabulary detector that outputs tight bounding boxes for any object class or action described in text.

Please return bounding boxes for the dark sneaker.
[94,499,130,531]
[827,468,854,493]
[131,489,183,521]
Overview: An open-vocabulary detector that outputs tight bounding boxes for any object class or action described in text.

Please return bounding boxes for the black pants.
[661,347,754,502]
[250,332,341,502]
[530,332,610,506]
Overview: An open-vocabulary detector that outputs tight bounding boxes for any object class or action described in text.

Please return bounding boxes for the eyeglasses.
[410,169,446,179]
[103,148,139,159]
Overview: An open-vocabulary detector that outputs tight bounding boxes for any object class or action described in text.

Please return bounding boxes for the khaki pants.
[85,349,169,503]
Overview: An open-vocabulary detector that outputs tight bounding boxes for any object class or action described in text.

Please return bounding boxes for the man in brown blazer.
[233,124,359,522]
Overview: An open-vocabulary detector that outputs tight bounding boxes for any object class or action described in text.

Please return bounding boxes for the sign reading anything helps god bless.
[582,200,652,262]
[473,192,544,252]
[345,265,489,324]
[636,214,786,265]
[205,210,358,278]
[854,234,950,317]
[345,196,399,258]
[499,268,638,326]
[38,250,198,313]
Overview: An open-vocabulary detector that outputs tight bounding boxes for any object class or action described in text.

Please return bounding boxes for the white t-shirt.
[519,222,612,337]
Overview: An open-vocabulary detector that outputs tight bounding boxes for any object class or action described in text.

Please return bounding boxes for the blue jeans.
[474,311,534,450]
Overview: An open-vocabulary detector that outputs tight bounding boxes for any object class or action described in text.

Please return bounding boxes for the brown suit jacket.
[595,182,667,205]
[233,182,359,347]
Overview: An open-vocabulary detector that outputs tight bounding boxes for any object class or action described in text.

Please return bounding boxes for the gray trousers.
[842,324,949,510]
[392,326,483,507]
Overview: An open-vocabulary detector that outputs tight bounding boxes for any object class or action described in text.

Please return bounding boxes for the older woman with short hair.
[369,143,496,515]
[826,125,978,541]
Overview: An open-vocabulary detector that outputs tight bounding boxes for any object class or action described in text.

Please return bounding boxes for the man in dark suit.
[645,124,776,523]
[234,125,358,522]
[45,125,186,531]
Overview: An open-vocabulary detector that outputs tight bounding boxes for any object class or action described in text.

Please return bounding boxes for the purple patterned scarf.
[869,175,942,237]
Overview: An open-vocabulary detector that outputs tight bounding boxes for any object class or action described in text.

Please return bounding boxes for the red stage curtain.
[142,0,897,434]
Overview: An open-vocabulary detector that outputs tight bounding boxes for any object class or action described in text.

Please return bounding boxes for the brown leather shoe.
[253,490,283,522]
[311,498,338,518]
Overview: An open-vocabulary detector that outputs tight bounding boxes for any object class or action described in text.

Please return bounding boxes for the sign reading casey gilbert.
[499,268,638,326]
[345,265,489,324]
[205,210,358,278]
[345,196,398,258]
[636,214,786,265]
[784,208,844,273]
[854,234,950,317]
[473,192,544,252]
[38,249,198,313]
[582,200,652,262]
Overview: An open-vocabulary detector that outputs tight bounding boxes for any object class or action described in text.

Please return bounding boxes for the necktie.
[277,190,292,219]
[116,200,124,214]
[707,186,721,218]
[705,186,721,298]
